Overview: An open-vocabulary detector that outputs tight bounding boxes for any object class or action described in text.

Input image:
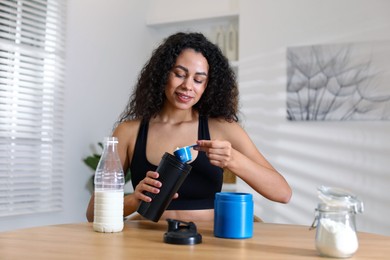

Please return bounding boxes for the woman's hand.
[133,171,179,203]
[133,171,161,203]
[195,140,232,168]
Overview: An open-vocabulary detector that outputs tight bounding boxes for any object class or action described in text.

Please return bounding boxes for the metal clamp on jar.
[310,186,364,258]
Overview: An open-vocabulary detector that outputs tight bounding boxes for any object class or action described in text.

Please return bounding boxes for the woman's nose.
[181,78,193,90]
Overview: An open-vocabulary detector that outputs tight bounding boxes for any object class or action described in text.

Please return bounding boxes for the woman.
[86,32,292,222]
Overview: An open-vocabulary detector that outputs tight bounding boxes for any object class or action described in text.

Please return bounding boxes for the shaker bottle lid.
[163,219,202,245]
[317,186,364,213]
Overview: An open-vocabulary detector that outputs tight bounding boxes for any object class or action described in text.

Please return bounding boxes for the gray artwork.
[287,41,390,121]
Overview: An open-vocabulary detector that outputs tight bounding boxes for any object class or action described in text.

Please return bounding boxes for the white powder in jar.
[315,218,358,258]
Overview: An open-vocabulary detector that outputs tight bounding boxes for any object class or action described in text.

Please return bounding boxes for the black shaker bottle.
[137,152,192,222]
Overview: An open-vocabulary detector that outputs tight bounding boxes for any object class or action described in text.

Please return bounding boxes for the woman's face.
[165,48,209,110]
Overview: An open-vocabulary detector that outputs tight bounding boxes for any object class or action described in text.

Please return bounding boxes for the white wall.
[238,0,390,236]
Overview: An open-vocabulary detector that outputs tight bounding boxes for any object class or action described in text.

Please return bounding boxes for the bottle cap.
[104,136,118,144]
[163,219,202,245]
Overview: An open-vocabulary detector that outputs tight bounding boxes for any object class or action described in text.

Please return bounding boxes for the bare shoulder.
[208,118,264,162]
[208,117,241,128]
[114,120,141,133]
[113,119,142,146]
[208,118,247,140]
[113,119,142,167]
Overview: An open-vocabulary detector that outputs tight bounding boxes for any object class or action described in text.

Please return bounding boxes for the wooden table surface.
[0,220,389,259]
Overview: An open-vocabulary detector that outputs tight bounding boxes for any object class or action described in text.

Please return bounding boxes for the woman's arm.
[196,120,292,203]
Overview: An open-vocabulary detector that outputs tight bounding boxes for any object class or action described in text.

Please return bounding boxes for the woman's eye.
[194,77,207,84]
[174,72,185,78]
[194,79,203,84]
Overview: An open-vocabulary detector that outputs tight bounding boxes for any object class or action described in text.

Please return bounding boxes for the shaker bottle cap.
[317,186,364,213]
[163,219,202,245]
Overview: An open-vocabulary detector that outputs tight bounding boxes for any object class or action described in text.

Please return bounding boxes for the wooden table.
[0,221,389,259]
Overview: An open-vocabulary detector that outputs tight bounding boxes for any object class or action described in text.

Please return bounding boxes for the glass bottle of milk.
[93,137,124,233]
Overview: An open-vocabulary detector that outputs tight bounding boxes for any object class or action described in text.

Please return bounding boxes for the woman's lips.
[176,92,193,103]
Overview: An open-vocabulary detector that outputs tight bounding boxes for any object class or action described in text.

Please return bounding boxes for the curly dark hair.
[117,32,239,124]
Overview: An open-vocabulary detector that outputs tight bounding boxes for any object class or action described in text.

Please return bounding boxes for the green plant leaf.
[83,154,101,171]
[125,169,131,183]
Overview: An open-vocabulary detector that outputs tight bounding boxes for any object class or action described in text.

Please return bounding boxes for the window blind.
[0,0,66,217]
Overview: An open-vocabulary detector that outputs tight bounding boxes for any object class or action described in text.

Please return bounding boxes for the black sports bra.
[130,116,223,210]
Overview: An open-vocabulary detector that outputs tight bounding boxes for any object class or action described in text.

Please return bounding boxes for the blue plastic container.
[214,192,253,239]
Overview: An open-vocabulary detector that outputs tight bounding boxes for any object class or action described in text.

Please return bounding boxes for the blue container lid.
[215,192,252,202]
